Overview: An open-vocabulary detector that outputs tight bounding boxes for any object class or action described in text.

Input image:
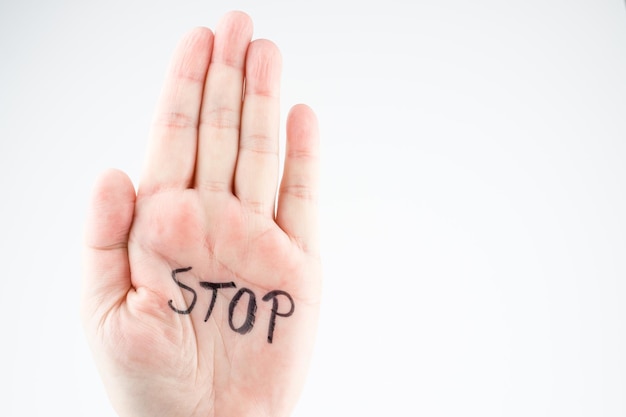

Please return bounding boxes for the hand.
[81,11,321,417]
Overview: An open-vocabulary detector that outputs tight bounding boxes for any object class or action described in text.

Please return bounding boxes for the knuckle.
[153,111,197,129]
[281,184,317,202]
[240,133,278,156]
[201,107,240,130]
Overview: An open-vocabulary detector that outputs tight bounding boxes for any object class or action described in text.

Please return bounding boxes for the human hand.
[82,11,321,417]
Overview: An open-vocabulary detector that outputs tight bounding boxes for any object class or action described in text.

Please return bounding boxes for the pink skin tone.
[82,11,321,417]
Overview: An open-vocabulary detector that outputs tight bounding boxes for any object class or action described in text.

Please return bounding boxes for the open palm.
[82,12,321,417]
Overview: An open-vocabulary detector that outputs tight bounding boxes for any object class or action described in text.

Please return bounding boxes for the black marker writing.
[262,290,295,343]
[168,268,294,343]
[167,267,196,315]
[228,288,257,334]
[199,281,236,322]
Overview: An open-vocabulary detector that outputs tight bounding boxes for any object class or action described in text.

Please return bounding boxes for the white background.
[1,0,626,416]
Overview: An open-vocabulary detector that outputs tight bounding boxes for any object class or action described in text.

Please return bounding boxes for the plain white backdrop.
[1,0,626,415]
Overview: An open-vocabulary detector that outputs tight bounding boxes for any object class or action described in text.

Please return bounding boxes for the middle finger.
[195,11,253,193]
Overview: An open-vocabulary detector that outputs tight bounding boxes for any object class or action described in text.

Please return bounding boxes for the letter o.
[228,288,257,334]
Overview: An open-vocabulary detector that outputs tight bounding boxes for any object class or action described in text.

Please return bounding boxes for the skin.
[81,11,321,417]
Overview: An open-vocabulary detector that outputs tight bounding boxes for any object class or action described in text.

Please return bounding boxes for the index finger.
[139,27,214,196]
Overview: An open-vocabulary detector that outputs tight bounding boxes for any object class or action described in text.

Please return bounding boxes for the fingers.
[276,105,320,255]
[235,39,282,216]
[195,11,253,192]
[82,169,135,323]
[139,27,214,196]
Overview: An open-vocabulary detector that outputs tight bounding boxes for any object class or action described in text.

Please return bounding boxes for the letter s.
[168,267,196,315]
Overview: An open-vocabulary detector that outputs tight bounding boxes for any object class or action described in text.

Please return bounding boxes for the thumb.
[81,168,136,327]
